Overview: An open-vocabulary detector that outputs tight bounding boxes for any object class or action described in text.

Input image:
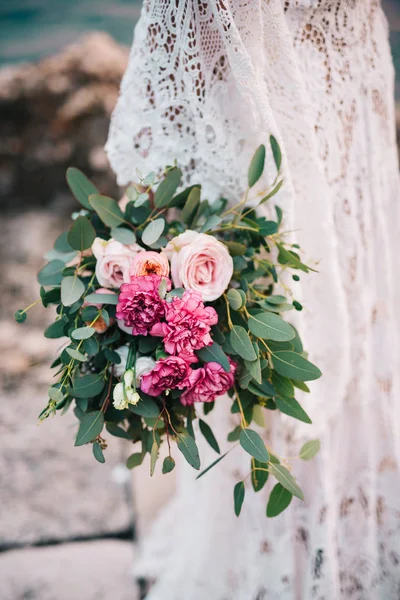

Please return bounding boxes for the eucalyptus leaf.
[105,423,132,440]
[177,431,201,470]
[266,483,292,517]
[44,318,67,339]
[66,348,87,362]
[248,312,295,342]
[129,397,160,418]
[299,439,321,461]
[271,371,294,398]
[199,419,220,454]
[126,452,144,469]
[244,357,262,384]
[150,441,159,476]
[239,428,270,463]
[226,289,244,311]
[92,441,105,463]
[89,194,125,227]
[71,326,95,340]
[84,292,118,305]
[73,373,105,398]
[142,218,165,246]
[196,451,229,480]
[66,167,98,210]
[234,481,245,516]
[37,260,65,286]
[223,241,247,256]
[201,215,222,232]
[181,187,200,224]
[271,351,322,382]
[155,168,182,207]
[251,459,269,492]
[268,463,304,500]
[269,135,282,171]
[67,216,96,251]
[230,326,257,361]
[61,276,85,307]
[248,144,266,187]
[162,456,176,474]
[110,227,137,245]
[258,179,284,205]
[197,342,230,373]
[74,411,104,446]
[275,396,312,424]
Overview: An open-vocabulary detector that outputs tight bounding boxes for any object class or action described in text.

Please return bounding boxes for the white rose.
[92,237,144,289]
[113,345,129,378]
[164,230,233,301]
[135,356,156,387]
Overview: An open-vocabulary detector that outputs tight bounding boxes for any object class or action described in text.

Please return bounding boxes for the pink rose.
[130,251,169,278]
[92,237,144,289]
[164,231,233,301]
[140,356,192,397]
[82,287,115,333]
[151,290,218,360]
[116,275,171,336]
[180,359,237,406]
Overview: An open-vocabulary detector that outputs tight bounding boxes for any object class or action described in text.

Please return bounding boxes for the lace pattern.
[106,1,400,598]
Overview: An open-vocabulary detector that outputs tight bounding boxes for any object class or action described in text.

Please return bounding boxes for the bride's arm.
[105,0,269,201]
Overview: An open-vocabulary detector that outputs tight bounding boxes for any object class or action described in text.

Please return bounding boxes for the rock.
[0,540,138,600]
[0,33,129,211]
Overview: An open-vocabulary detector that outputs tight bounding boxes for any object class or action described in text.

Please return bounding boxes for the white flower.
[113,382,128,410]
[113,345,129,378]
[112,369,141,410]
[135,356,156,387]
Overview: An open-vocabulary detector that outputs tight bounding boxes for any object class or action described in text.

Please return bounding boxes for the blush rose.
[92,237,144,289]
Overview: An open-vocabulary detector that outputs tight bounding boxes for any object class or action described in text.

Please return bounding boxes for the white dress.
[106,1,400,598]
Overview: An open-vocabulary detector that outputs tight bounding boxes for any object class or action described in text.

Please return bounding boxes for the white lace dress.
[106,1,400,598]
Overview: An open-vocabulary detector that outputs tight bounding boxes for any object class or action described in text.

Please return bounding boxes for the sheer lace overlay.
[106,1,400,598]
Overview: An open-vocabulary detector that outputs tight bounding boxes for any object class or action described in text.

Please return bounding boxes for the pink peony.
[180,359,237,406]
[116,275,171,336]
[151,290,218,360]
[130,251,169,278]
[164,230,233,301]
[140,356,192,397]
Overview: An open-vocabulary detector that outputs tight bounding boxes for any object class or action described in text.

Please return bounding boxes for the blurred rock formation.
[0,33,128,212]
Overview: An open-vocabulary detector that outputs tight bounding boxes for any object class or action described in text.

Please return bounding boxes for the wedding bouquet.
[16,138,321,518]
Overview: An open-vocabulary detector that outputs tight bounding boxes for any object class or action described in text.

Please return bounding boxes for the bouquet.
[16,137,322,518]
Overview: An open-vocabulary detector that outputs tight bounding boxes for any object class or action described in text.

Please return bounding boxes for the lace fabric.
[106,1,400,598]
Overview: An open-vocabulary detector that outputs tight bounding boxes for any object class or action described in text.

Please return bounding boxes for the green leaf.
[266,483,292,517]
[269,135,282,171]
[181,187,200,224]
[239,428,270,463]
[89,194,125,227]
[155,168,182,208]
[126,452,144,469]
[268,463,304,500]
[292,380,311,393]
[142,218,165,246]
[105,423,131,440]
[66,348,87,362]
[129,397,160,418]
[74,410,104,446]
[251,459,269,492]
[244,357,262,384]
[259,179,284,205]
[223,241,247,256]
[196,342,230,373]
[61,276,85,307]
[248,312,295,342]
[275,396,312,424]
[150,441,159,476]
[92,441,105,463]
[44,318,67,339]
[162,456,176,474]
[196,451,229,480]
[73,374,105,398]
[177,431,201,470]
[71,326,95,340]
[276,243,314,273]
[199,419,220,454]
[66,167,98,210]
[54,231,74,253]
[226,289,244,311]
[234,481,245,516]
[37,259,65,286]
[230,326,257,361]
[84,292,118,305]
[248,144,266,187]
[248,379,276,398]
[266,295,287,305]
[271,351,322,382]
[271,372,294,398]
[110,227,137,245]
[299,439,321,461]
[67,216,96,251]
[48,386,64,402]
[200,215,222,232]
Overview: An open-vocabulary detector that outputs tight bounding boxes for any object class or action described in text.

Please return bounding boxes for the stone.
[0,540,138,600]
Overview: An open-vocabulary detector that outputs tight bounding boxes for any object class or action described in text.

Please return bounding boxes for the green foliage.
[266,483,292,517]
[271,351,322,382]
[89,194,125,227]
[162,456,176,474]
[155,168,182,208]
[142,218,165,246]
[248,145,266,187]
[199,419,220,454]
[299,439,321,460]
[234,481,245,516]
[239,428,270,463]
[66,168,98,210]
[74,411,104,446]
[177,431,201,470]
[67,216,96,251]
